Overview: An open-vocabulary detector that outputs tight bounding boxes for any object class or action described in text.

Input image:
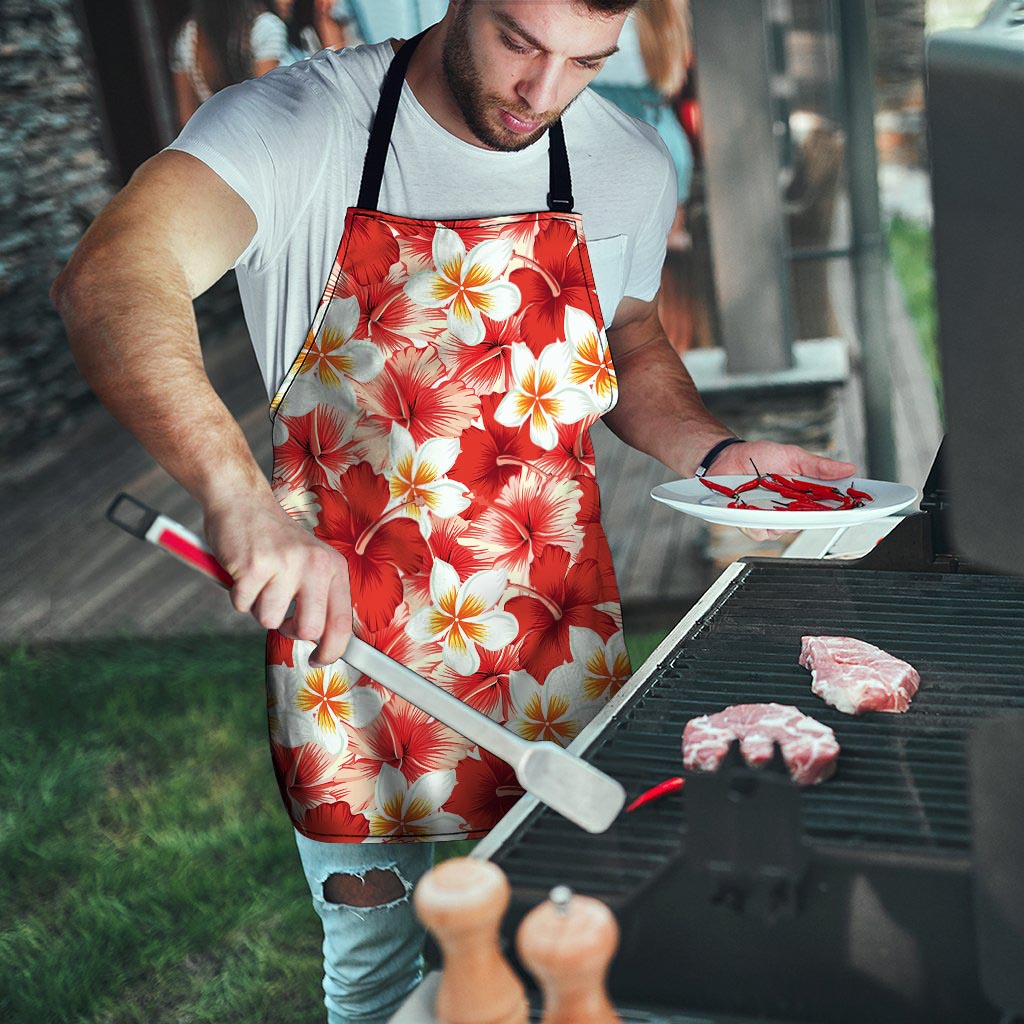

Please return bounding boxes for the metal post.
[690,0,794,374]
[837,1,899,480]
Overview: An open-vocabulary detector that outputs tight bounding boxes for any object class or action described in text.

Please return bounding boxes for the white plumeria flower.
[363,764,467,838]
[507,661,594,746]
[493,341,596,450]
[267,661,383,756]
[406,560,518,676]
[404,228,520,346]
[564,305,617,407]
[386,424,471,538]
[568,626,632,703]
[300,296,384,410]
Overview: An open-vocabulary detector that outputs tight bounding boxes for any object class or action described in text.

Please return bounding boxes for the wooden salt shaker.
[413,857,528,1024]
[516,885,621,1024]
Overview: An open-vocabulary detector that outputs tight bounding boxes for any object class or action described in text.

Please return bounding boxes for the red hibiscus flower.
[505,546,617,681]
[356,347,480,445]
[398,219,503,271]
[271,741,348,815]
[301,797,371,839]
[344,215,400,285]
[344,695,467,785]
[574,473,603,526]
[535,419,598,481]
[582,522,622,598]
[509,219,593,343]
[498,213,542,252]
[314,463,429,631]
[451,394,546,516]
[436,644,521,721]
[435,312,528,391]
[403,515,487,608]
[443,748,525,833]
[460,471,583,576]
[336,266,447,353]
[275,405,363,489]
[266,630,295,667]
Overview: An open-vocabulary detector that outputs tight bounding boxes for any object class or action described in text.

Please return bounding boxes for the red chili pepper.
[777,498,835,511]
[734,478,762,494]
[626,776,685,813]
[698,477,737,498]
[771,473,844,499]
[846,486,872,501]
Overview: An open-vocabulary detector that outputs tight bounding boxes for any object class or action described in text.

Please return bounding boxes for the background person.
[276,0,351,62]
[591,0,694,212]
[171,0,289,127]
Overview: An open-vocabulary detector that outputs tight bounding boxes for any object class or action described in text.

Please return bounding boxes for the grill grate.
[493,563,1024,902]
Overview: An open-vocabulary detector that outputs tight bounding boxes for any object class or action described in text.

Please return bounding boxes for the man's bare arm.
[51,151,352,663]
[603,295,856,480]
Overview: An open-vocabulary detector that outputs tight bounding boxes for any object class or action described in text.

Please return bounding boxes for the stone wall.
[0,0,117,460]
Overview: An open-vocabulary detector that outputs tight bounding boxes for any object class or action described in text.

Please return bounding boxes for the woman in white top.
[171,1,289,127]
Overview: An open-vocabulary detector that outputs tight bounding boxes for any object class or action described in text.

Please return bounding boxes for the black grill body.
[488,557,1024,1023]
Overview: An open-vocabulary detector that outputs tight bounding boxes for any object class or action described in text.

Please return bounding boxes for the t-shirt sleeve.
[165,65,342,273]
[623,132,678,302]
[251,12,288,63]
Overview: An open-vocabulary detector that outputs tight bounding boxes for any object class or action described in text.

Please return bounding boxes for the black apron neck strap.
[357,30,427,212]
[357,31,575,214]
[546,119,574,213]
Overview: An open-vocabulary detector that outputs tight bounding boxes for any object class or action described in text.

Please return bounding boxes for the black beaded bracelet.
[694,437,745,478]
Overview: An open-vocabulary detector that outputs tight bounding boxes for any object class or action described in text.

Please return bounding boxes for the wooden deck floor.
[2,248,939,646]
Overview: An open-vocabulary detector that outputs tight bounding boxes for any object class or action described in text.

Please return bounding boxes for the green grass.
[1,629,666,1022]
[887,216,942,406]
[1,636,324,1023]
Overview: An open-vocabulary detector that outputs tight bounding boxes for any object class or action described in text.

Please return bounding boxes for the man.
[52,2,855,1020]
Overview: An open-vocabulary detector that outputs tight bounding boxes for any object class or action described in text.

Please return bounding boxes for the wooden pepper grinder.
[516,885,621,1024]
[413,856,528,1024]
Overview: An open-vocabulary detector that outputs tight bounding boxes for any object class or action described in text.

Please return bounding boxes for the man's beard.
[441,4,559,151]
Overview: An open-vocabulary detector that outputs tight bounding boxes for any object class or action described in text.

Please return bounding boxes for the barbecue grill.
[462,10,1024,1022]
[473,459,1024,1021]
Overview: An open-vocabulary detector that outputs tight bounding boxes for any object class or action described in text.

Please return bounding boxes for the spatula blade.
[517,741,626,834]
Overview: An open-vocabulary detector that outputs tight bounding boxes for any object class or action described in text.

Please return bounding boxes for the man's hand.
[204,497,353,666]
[707,440,857,542]
[709,439,855,482]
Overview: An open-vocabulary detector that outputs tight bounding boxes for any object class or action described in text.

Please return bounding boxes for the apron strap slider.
[546,191,574,213]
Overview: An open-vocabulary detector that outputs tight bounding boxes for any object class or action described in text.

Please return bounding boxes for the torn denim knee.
[315,864,414,921]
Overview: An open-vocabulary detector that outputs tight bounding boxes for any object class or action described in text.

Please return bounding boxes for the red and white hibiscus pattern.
[267,210,630,843]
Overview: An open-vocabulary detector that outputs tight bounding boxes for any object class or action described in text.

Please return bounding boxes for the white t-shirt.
[168,40,677,400]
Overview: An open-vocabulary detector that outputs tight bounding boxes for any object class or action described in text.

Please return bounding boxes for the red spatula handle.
[106,492,233,588]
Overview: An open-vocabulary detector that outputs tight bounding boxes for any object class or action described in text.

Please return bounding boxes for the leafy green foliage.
[888,216,942,409]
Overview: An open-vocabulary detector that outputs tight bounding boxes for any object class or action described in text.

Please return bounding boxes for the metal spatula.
[107,493,626,834]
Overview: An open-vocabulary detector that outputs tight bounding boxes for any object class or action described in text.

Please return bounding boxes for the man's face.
[442,1,627,151]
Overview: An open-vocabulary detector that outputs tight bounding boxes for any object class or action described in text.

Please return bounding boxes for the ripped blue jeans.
[294,831,437,1024]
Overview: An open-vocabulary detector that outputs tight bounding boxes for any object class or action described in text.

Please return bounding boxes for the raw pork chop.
[799,636,920,716]
[682,703,839,785]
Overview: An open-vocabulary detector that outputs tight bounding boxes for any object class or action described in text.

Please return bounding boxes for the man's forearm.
[603,330,735,478]
[53,251,273,514]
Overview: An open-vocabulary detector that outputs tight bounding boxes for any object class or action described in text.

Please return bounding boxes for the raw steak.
[682,703,840,786]
[799,636,920,716]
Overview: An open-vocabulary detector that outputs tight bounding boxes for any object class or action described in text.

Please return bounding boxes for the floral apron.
[265,30,631,843]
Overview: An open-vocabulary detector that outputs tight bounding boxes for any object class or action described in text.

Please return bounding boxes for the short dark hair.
[579,0,640,13]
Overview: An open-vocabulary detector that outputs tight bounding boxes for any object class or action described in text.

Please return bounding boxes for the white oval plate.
[650,476,920,530]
